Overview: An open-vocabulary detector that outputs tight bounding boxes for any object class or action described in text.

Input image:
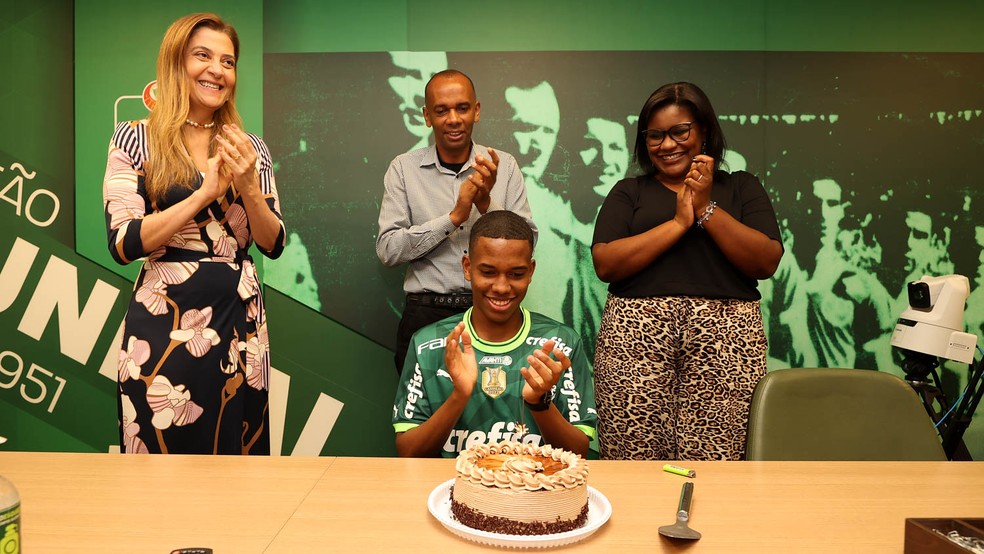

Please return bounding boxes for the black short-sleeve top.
[592,170,782,300]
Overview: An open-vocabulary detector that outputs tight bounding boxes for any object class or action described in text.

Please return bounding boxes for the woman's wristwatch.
[524,388,555,412]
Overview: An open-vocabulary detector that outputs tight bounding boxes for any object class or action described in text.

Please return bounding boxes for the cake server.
[658,482,702,540]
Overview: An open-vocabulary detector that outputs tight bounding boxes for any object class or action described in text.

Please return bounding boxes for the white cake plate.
[427,478,613,549]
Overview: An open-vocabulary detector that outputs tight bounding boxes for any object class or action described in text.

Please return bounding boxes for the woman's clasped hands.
[201,124,259,203]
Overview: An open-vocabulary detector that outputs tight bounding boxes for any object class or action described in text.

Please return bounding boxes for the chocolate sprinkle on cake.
[450,496,589,536]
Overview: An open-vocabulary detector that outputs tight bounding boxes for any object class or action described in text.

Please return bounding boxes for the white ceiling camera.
[890,275,978,364]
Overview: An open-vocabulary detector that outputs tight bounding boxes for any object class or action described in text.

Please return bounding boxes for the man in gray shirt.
[376,69,536,374]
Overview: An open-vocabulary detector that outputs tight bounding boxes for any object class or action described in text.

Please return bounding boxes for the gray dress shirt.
[376,143,537,294]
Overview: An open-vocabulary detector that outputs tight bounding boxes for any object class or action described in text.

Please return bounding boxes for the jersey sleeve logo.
[481,366,507,399]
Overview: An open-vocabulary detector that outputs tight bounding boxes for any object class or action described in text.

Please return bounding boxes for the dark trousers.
[395,295,470,375]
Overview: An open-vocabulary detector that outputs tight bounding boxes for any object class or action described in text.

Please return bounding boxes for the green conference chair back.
[745,367,947,461]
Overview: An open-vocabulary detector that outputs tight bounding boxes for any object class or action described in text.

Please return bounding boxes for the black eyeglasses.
[641,122,692,146]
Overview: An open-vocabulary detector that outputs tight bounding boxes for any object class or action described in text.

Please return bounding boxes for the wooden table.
[1,452,981,552]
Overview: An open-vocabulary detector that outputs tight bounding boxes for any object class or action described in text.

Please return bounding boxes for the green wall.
[264,1,984,53]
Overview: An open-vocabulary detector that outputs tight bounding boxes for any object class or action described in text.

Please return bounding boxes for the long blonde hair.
[145,13,244,202]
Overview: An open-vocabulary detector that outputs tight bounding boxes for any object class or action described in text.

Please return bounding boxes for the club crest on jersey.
[481,366,507,399]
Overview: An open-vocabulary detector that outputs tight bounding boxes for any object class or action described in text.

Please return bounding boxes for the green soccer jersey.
[393,307,597,458]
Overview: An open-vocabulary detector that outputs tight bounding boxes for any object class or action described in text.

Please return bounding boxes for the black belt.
[406,292,472,307]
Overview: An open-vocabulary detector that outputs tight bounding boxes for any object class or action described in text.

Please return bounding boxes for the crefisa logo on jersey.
[481,366,507,399]
[402,364,424,419]
[526,336,573,357]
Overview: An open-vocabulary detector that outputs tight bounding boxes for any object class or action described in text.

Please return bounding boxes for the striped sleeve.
[103,121,149,265]
[248,133,287,259]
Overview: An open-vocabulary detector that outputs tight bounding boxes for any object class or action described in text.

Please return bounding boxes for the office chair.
[745,367,947,461]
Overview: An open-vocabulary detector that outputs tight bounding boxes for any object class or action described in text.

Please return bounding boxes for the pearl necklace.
[184,119,215,129]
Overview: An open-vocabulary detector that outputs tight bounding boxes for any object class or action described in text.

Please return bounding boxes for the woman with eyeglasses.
[591,82,782,461]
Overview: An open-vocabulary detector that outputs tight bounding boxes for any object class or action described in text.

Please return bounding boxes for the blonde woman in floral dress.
[104,13,285,454]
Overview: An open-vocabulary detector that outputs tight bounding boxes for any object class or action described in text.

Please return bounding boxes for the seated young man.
[392,210,596,458]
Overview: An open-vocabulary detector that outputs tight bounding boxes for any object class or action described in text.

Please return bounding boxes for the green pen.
[663,464,696,478]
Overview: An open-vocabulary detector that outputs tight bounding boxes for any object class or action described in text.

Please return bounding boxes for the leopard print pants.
[594,294,767,461]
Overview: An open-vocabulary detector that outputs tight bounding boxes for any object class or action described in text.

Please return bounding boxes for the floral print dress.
[104,120,285,454]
